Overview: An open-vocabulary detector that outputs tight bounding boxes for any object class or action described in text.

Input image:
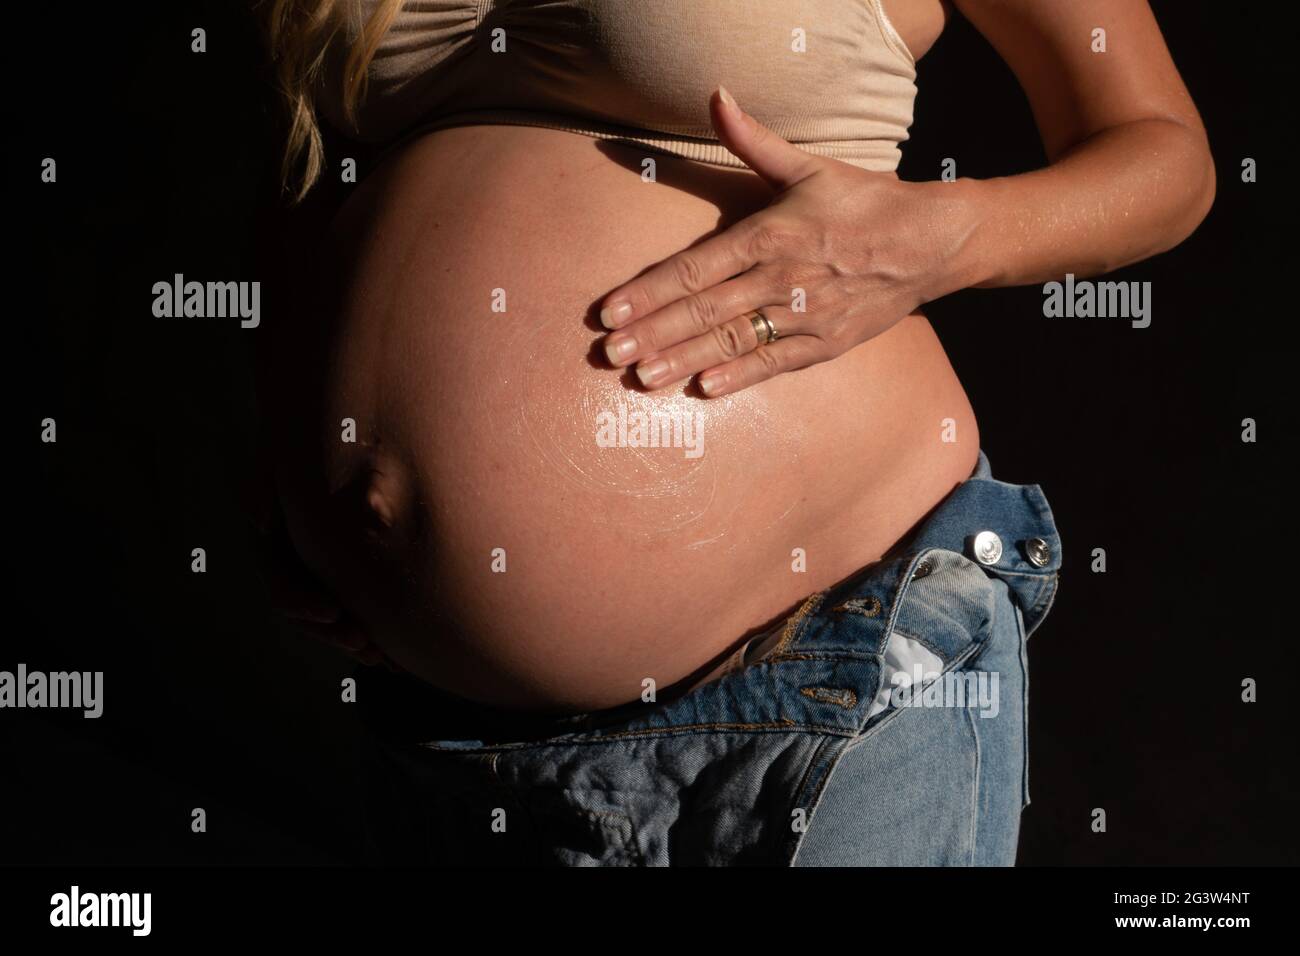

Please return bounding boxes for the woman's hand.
[257,507,394,668]
[598,86,976,398]
[245,442,399,670]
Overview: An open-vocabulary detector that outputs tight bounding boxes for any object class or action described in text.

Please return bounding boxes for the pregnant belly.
[269,125,979,712]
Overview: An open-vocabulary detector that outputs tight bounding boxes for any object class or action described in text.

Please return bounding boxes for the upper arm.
[950,0,1207,160]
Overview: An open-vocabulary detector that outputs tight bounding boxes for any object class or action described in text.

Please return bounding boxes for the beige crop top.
[319,0,918,173]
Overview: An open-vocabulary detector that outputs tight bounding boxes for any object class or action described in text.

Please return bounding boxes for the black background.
[2,0,1290,866]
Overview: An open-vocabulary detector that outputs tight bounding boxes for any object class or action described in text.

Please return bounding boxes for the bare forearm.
[941,117,1216,293]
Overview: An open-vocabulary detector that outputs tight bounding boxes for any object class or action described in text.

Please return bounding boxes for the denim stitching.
[1016,602,1032,810]
[992,568,1059,581]
[774,591,828,654]
[1025,573,1061,639]
[762,650,881,666]
[831,596,882,617]
[799,687,859,709]
[963,703,980,865]
[787,736,851,866]
[417,719,864,754]
[789,737,830,823]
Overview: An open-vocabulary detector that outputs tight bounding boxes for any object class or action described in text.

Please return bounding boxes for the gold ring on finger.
[746,309,779,346]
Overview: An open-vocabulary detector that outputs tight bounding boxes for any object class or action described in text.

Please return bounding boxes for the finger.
[255,501,344,624]
[602,272,773,368]
[697,336,829,398]
[291,619,373,655]
[598,216,767,330]
[265,550,343,623]
[711,86,822,193]
[635,307,801,391]
[276,596,343,625]
[352,644,390,667]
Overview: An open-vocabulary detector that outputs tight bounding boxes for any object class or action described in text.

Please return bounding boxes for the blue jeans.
[356,450,1061,866]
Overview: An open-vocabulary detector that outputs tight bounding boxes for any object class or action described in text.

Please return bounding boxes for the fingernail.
[604,335,637,365]
[600,301,632,328]
[636,359,671,388]
[698,373,725,396]
[717,85,739,114]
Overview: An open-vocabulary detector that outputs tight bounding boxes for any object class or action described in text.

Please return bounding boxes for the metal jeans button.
[1025,537,1051,567]
[972,530,1003,566]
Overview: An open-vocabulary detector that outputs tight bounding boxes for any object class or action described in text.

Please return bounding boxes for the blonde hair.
[259,0,404,203]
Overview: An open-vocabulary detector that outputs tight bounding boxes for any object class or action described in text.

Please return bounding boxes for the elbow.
[1156,129,1217,255]
[1180,145,1217,241]
[1194,146,1217,226]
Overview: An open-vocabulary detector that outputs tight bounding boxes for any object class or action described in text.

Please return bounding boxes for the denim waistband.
[357,449,1061,748]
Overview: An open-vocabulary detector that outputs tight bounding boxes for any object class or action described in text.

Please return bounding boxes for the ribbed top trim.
[382,109,905,174]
